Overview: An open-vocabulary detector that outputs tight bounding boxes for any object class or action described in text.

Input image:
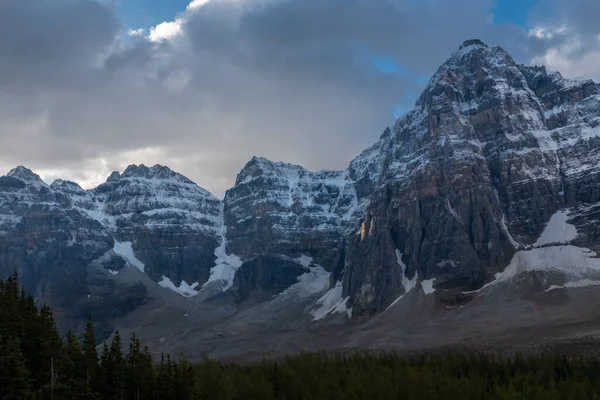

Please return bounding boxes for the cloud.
[187,0,212,11]
[0,0,119,88]
[525,0,600,79]
[148,19,184,42]
[1,0,599,196]
[128,28,147,37]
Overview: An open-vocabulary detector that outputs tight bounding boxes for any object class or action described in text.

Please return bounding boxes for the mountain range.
[2,39,600,359]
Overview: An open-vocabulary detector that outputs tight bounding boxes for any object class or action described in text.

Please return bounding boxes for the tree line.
[3,272,600,399]
[0,273,193,400]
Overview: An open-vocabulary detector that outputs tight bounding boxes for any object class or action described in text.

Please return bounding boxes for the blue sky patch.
[367,52,404,75]
[118,0,190,30]
[492,0,536,28]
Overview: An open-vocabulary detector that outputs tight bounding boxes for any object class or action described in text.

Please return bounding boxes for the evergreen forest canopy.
[4,273,600,399]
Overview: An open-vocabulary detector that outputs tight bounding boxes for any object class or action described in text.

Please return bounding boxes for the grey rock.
[341,40,600,316]
[231,255,307,303]
[223,156,360,292]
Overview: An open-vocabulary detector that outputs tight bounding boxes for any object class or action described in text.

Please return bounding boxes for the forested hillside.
[4,273,600,399]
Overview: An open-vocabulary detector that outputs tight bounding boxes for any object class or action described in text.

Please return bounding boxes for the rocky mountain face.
[1,39,599,339]
[341,39,600,316]
[224,157,363,295]
[93,164,222,286]
[0,165,225,336]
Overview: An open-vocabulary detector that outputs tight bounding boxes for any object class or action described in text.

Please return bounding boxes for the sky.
[1,0,600,197]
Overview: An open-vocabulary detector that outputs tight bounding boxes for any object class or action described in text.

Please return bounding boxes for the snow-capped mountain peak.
[6,166,48,190]
[119,164,193,183]
[50,179,86,194]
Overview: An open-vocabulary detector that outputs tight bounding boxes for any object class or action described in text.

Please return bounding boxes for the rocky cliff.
[1,39,599,336]
[338,40,600,316]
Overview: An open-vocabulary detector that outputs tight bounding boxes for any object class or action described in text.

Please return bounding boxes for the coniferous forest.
[4,273,600,399]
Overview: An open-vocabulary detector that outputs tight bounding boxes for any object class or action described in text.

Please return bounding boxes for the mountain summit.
[1,40,599,357]
[6,166,48,189]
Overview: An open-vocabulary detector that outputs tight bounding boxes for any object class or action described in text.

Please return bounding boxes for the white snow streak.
[387,249,419,309]
[158,276,200,297]
[311,281,351,321]
[534,210,577,246]
[204,214,243,291]
[113,241,145,272]
[545,279,600,292]
[501,214,521,248]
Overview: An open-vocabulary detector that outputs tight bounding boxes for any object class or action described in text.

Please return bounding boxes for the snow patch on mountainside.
[158,276,200,297]
[467,247,600,294]
[294,255,313,268]
[311,281,351,321]
[422,279,436,295]
[495,246,600,283]
[78,204,117,230]
[545,279,600,292]
[113,241,145,272]
[470,210,586,292]
[534,210,577,246]
[278,257,331,299]
[295,266,330,295]
[397,249,418,295]
[387,249,419,309]
[205,220,243,291]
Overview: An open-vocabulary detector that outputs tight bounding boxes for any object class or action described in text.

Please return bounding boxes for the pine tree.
[109,330,124,400]
[123,334,157,400]
[98,342,111,400]
[138,346,156,400]
[156,353,176,400]
[0,335,31,400]
[98,330,125,400]
[82,315,99,394]
[58,330,96,400]
[125,333,142,400]
[173,354,195,400]
[0,273,21,340]
[37,303,64,399]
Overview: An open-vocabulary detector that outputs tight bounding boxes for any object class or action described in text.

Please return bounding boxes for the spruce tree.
[59,330,96,400]
[98,331,125,400]
[173,354,195,400]
[156,353,176,400]
[138,345,156,400]
[36,303,64,398]
[109,330,124,400]
[0,335,31,400]
[98,342,111,400]
[125,333,142,400]
[82,315,99,394]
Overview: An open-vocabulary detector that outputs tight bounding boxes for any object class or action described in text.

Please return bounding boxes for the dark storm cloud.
[185,0,503,80]
[0,0,598,195]
[0,0,119,88]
